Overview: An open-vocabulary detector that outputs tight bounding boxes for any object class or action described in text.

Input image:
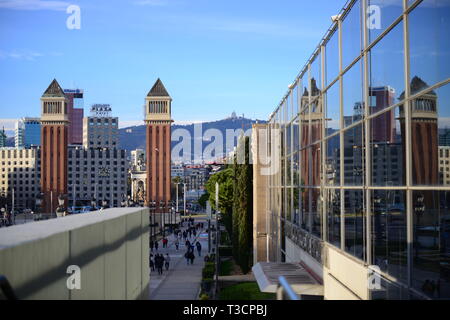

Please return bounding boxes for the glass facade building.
[15,118,41,148]
[267,0,450,299]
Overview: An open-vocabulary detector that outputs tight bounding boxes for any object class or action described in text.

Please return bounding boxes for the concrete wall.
[0,208,149,300]
[252,124,268,265]
[323,245,369,300]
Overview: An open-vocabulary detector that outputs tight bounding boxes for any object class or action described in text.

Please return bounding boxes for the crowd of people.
[149,217,205,276]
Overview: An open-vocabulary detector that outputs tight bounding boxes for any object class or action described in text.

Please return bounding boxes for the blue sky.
[0,0,345,129]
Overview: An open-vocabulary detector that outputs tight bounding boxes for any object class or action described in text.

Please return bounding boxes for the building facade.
[144,79,172,208]
[264,0,450,300]
[15,118,41,148]
[0,148,40,210]
[67,146,128,208]
[0,128,6,148]
[64,89,84,145]
[83,104,119,149]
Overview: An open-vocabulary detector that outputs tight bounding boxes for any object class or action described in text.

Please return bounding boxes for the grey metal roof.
[42,79,65,98]
[147,78,170,97]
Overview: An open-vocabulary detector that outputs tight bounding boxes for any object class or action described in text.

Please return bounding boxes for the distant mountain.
[119,116,267,153]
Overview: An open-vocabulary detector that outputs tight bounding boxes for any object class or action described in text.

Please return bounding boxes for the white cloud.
[0,0,70,11]
[0,50,45,61]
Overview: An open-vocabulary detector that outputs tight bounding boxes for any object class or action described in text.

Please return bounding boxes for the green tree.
[198,192,209,209]
[205,167,234,236]
[233,135,253,274]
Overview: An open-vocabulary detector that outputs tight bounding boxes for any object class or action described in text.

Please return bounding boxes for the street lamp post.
[183,183,186,216]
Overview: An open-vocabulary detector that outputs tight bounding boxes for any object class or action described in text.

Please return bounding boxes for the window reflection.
[326,134,341,186]
[368,0,403,43]
[327,189,341,248]
[412,190,450,299]
[371,190,407,282]
[326,28,339,86]
[409,0,450,93]
[369,21,404,111]
[343,60,363,126]
[345,189,365,260]
[400,79,446,186]
[343,124,364,186]
[311,188,321,238]
[370,107,404,186]
[326,82,340,135]
[342,0,362,68]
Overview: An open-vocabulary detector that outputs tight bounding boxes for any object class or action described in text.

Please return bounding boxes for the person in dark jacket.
[188,251,195,265]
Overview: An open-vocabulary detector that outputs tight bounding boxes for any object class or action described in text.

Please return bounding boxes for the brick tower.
[40,79,68,213]
[145,79,172,210]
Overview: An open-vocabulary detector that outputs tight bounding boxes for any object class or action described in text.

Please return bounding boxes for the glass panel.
[343,124,365,186]
[369,22,405,112]
[344,189,365,260]
[326,28,339,86]
[412,190,450,299]
[310,97,324,144]
[370,107,405,186]
[311,143,321,187]
[293,151,299,186]
[286,154,292,187]
[286,187,292,222]
[327,189,341,248]
[286,123,292,156]
[409,0,450,95]
[343,60,363,127]
[406,84,450,186]
[368,0,403,43]
[326,81,340,135]
[325,134,341,186]
[311,188,322,238]
[291,87,296,119]
[293,185,300,226]
[293,117,299,152]
[342,0,362,68]
[310,53,322,94]
[300,107,310,149]
[371,190,407,283]
[300,187,308,230]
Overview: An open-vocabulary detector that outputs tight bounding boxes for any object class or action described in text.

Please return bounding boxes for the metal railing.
[276,276,299,300]
[0,275,17,300]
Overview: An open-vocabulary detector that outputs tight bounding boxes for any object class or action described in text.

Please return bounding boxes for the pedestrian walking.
[196,241,202,257]
[150,254,155,272]
[150,240,154,252]
[185,239,191,249]
[162,238,168,248]
[184,251,190,265]
[154,241,159,252]
[188,251,195,265]
[175,239,179,250]
[155,254,164,275]
[165,254,170,271]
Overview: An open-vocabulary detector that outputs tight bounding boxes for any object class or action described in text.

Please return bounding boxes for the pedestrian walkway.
[149,217,209,300]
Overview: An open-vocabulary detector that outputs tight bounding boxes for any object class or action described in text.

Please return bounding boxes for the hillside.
[119,116,267,152]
